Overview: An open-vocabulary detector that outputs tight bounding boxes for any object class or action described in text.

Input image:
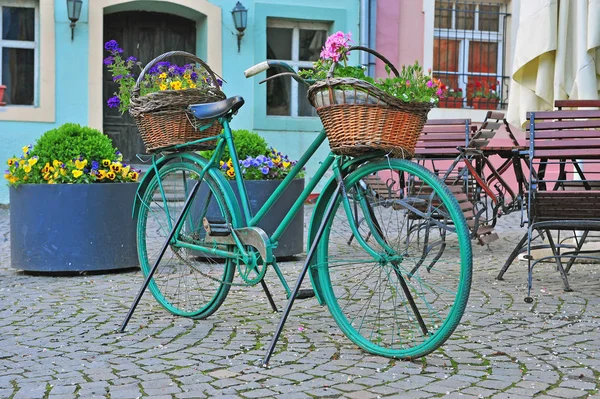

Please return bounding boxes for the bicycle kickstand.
[119,180,202,333]
[262,182,342,367]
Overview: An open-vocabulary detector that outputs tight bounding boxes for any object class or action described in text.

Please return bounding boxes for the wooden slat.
[526,109,600,120]
[527,130,600,139]
[526,119,600,130]
[531,139,600,148]
[532,149,600,158]
[423,118,470,126]
[555,100,600,108]
[417,133,466,141]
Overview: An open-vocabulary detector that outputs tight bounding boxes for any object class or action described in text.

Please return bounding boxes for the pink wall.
[376,0,424,77]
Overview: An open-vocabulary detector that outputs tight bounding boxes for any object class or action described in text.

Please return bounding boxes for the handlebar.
[244,60,311,86]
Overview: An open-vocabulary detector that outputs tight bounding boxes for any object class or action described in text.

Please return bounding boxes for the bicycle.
[120,56,473,366]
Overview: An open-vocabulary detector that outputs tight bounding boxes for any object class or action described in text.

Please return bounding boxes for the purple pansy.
[103,56,114,65]
[107,96,120,108]
[261,166,270,175]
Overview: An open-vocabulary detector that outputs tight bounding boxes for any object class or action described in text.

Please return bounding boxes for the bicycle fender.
[131,153,243,229]
[306,174,339,306]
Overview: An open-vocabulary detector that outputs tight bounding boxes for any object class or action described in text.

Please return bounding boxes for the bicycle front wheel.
[316,159,472,359]
[137,161,235,319]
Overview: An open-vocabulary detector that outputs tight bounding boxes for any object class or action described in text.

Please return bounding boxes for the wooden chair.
[497,102,600,300]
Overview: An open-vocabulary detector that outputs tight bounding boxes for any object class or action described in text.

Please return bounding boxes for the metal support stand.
[262,183,342,367]
[120,180,201,333]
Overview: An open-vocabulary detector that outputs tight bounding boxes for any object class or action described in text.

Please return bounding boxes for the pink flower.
[406,80,411,86]
[436,88,443,96]
[320,31,353,62]
[426,80,434,88]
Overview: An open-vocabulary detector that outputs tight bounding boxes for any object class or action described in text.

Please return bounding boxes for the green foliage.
[201,129,269,162]
[31,123,117,167]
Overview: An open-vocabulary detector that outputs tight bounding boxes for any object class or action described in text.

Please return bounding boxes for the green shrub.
[31,123,117,166]
[201,129,269,162]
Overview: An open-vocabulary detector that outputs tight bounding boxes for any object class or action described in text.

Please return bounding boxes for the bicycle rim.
[317,159,472,359]
[137,161,235,318]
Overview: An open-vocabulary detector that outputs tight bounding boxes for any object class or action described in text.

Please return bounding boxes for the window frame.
[432,1,507,107]
[266,18,329,118]
[0,0,40,107]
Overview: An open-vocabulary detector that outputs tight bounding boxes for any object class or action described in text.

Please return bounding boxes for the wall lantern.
[231,1,248,53]
[66,0,83,41]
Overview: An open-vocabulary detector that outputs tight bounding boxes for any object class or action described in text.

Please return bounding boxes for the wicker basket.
[307,46,434,158]
[129,51,226,153]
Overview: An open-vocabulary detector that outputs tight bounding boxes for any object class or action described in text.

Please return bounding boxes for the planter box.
[472,98,499,110]
[10,183,139,272]
[438,98,464,108]
[197,179,304,258]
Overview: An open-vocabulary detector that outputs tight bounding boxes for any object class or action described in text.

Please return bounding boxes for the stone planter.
[197,178,305,258]
[10,183,139,272]
[472,98,499,110]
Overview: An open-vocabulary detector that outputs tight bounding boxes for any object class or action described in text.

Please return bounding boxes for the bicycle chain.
[171,244,261,287]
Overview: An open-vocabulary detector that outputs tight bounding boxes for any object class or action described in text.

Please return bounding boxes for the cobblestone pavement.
[1,206,600,399]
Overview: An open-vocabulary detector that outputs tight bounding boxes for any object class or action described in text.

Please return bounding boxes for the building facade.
[0,0,361,203]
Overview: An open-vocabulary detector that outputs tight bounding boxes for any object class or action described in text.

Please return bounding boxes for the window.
[266,19,328,117]
[433,1,508,108]
[0,0,38,106]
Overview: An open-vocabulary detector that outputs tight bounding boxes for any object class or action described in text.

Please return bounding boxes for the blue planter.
[198,178,304,258]
[10,183,139,273]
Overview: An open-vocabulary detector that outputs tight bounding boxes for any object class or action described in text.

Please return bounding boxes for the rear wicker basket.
[307,46,433,158]
[129,51,226,153]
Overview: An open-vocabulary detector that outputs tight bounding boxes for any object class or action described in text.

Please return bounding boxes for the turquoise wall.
[0,0,359,204]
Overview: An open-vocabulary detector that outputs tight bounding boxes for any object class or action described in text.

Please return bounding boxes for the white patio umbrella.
[507,0,600,127]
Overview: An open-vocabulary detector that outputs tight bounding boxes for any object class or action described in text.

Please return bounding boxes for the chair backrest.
[414,119,474,158]
[555,99,600,109]
[469,111,506,149]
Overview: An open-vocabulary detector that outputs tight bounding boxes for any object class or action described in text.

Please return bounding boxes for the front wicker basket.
[129,51,226,153]
[307,46,434,158]
[316,104,430,158]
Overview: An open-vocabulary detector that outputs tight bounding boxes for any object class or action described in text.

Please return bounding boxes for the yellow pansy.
[159,72,168,79]
[111,162,122,173]
[226,159,233,168]
[53,160,62,168]
[72,170,83,178]
[28,157,38,166]
[22,145,31,155]
[159,83,168,91]
[7,158,17,166]
[43,172,51,180]
[106,171,116,180]
[97,170,106,180]
[282,161,291,168]
[220,161,225,167]
[53,171,59,179]
[4,173,11,180]
[273,156,281,163]
[102,159,111,167]
[128,171,139,181]
[121,165,131,177]
[183,73,190,79]
[170,81,182,90]
[75,159,87,170]
[189,83,197,89]
[23,165,31,173]
[48,179,55,184]
[8,176,18,184]
[226,168,235,178]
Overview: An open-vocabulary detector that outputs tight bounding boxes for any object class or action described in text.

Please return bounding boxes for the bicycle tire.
[137,161,235,318]
[316,159,472,359]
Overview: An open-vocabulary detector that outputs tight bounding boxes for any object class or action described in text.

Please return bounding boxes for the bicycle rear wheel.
[316,159,472,359]
[137,161,235,318]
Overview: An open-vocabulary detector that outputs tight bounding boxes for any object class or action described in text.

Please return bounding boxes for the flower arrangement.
[103,40,222,114]
[299,31,444,103]
[471,80,500,100]
[219,148,301,180]
[201,129,303,181]
[442,85,464,98]
[4,123,139,187]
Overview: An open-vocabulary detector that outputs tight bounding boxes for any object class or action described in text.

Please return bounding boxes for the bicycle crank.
[202,218,274,264]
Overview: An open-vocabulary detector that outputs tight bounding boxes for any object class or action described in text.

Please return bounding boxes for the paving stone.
[1,210,600,398]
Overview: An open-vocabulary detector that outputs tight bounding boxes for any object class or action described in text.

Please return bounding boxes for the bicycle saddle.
[188,96,245,120]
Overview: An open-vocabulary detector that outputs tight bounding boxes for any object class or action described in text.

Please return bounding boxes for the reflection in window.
[266,19,328,117]
[1,3,37,106]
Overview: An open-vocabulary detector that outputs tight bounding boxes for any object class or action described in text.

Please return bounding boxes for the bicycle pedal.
[203,217,231,236]
[294,289,316,300]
